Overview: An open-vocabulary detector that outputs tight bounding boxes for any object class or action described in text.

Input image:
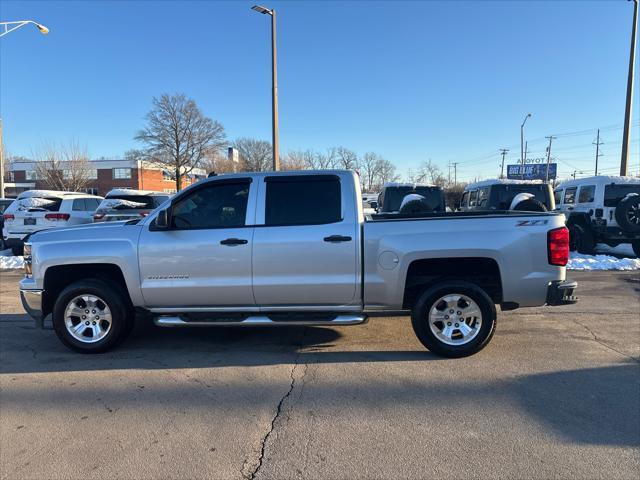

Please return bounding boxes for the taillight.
[2,213,14,221]
[548,227,569,266]
[44,213,70,221]
[139,211,150,217]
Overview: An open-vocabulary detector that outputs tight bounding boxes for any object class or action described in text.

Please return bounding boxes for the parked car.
[20,170,576,358]
[554,176,640,256]
[93,189,171,222]
[377,183,445,213]
[2,190,103,255]
[0,198,16,250]
[460,179,554,212]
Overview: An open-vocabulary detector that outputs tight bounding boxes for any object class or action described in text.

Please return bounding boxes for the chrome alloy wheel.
[627,203,640,226]
[428,294,482,346]
[64,294,112,343]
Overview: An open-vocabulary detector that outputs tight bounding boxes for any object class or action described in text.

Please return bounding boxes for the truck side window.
[554,189,563,205]
[564,187,577,204]
[171,181,250,229]
[469,190,478,207]
[578,185,595,203]
[460,192,469,207]
[265,176,341,226]
[478,187,489,207]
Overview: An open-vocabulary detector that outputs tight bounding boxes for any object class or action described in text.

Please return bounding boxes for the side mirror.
[155,208,170,229]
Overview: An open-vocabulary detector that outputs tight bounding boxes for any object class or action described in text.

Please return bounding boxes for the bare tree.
[360,152,382,192]
[334,146,359,170]
[135,93,226,191]
[307,147,336,169]
[375,157,399,189]
[282,150,313,170]
[417,159,446,187]
[233,138,272,172]
[201,149,238,175]
[34,142,94,192]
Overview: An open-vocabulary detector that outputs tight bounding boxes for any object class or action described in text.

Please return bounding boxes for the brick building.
[6,159,206,197]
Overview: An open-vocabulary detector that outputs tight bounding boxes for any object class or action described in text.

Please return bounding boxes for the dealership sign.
[507,163,557,180]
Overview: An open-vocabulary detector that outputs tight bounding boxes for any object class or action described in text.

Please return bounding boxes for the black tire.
[411,281,497,358]
[512,199,547,212]
[569,224,596,255]
[632,241,640,258]
[615,195,640,233]
[11,245,23,256]
[0,237,5,251]
[399,199,430,214]
[52,279,133,353]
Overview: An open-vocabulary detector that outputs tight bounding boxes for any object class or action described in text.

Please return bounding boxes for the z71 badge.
[516,219,549,226]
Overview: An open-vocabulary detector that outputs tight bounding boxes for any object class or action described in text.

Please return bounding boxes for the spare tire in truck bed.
[512,198,548,212]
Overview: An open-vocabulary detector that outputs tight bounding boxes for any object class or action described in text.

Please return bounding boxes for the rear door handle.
[323,235,352,243]
[220,238,248,246]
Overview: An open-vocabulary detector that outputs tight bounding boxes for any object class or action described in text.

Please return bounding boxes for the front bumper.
[20,289,44,328]
[546,279,578,306]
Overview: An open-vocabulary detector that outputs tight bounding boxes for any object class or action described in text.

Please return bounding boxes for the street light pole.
[520,113,531,179]
[251,5,280,171]
[0,20,49,198]
[620,0,638,176]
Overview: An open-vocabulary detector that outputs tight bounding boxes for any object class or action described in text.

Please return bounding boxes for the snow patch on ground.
[568,252,640,271]
[0,249,24,270]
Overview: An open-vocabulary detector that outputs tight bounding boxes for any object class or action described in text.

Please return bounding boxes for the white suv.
[2,190,103,255]
[554,176,640,256]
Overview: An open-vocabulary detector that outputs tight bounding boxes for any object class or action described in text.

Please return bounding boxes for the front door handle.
[323,235,352,243]
[220,238,248,246]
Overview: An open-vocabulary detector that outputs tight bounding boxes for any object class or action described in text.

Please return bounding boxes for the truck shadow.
[1,316,638,447]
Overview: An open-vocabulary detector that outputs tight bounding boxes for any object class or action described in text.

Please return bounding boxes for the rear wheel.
[569,224,596,255]
[11,245,23,256]
[52,279,133,353]
[411,281,497,358]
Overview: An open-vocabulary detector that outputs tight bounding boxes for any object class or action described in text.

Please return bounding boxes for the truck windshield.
[604,184,640,207]
[385,187,443,212]
[494,185,550,209]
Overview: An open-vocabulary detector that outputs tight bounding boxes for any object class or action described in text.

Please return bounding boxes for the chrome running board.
[153,314,368,327]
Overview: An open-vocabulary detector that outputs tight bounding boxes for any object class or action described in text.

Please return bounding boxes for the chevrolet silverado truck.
[19,170,577,358]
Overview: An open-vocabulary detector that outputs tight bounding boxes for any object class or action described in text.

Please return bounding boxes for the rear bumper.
[20,289,45,328]
[546,279,578,306]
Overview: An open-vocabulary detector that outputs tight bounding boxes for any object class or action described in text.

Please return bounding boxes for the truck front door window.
[172,183,249,229]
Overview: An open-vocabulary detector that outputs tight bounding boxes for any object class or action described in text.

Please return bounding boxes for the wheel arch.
[402,257,502,310]
[42,263,131,318]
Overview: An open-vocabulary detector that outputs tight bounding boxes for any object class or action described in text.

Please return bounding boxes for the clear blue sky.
[1,0,639,181]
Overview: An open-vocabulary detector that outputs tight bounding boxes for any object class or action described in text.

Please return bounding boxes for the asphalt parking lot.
[1,269,639,480]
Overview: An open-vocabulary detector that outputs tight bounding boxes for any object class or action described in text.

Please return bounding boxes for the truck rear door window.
[265,176,341,226]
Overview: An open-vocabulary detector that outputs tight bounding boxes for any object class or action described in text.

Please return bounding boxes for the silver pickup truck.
[20,170,577,357]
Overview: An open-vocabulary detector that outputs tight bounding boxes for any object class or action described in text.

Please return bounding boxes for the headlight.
[23,243,32,277]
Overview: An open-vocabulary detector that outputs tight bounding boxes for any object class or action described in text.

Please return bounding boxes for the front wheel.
[411,281,497,358]
[52,279,133,353]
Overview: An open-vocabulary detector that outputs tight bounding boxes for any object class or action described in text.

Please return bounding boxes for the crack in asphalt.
[571,318,639,363]
[242,328,309,480]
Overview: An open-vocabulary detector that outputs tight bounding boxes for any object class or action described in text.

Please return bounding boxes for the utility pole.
[572,170,577,179]
[453,162,458,185]
[545,135,556,183]
[499,149,509,178]
[520,113,532,178]
[593,129,604,176]
[621,0,638,176]
[522,141,530,179]
[447,161,451,185]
